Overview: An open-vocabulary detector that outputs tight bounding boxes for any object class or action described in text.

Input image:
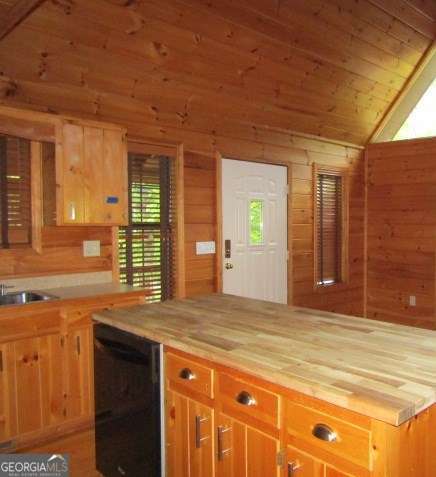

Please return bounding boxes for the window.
[249,199,264,245]
[394,78,436,141]
[315,167,347,286]
[0,134,31,248]
[119,153,175,302]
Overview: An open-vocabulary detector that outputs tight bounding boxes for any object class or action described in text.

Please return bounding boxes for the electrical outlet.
[83,240,101,257]
[409,295,416,307]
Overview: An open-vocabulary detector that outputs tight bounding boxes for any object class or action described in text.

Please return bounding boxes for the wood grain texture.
[366,137,436,328]
[0,0,46,41]
[93,294,436,426]
[184,151,217,297]
[0,226,113,278]
[0,0,434,146]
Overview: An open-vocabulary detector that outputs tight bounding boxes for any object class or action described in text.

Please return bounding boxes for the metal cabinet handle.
[236,390,257,406]
[179,367,196,380]
[217,425,232,461]
[288,462,301,476]
[312,423,337,442]
[195,415,209,448]
[225,263,234,270]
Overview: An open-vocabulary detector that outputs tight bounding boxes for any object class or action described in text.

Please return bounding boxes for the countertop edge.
[92,311,433,427]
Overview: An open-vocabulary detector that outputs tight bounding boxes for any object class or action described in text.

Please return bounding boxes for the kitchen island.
[93,294,436,477]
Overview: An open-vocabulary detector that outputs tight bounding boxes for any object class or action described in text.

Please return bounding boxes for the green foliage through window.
[249,199,264,245]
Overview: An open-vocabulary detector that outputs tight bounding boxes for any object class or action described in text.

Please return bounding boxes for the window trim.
[115,141,185,299]
[313,163,349,289]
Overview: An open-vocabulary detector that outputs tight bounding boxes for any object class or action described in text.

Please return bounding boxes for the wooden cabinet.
[165,353,281,477]
[166,389,214,477]
[166,349,433,477]
[64,324,93,421]
[57,121,128,225]
[215,412,280,477]
[0,291,145,450]
[286,446,324,477]
[0,332,64,444]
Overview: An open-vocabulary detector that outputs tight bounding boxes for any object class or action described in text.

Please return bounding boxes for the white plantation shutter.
[316,173,343,285]
[119,153,175,302]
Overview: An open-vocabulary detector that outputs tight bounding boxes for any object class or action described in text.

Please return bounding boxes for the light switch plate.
[83,240,101,257]
[196,241,216,255]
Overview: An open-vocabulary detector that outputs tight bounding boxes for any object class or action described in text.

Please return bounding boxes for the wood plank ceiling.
[0,0,434,146]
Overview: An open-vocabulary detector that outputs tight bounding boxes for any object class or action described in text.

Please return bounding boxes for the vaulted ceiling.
[0,0,435,146]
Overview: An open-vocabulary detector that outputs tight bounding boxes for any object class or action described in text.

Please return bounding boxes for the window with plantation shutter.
[119,153,175,302]
[0,134,31,248]
[315,169,346,286]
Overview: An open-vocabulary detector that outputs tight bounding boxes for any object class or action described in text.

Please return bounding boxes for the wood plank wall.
[0,226,113,278]
[366,138,436,329]
[184,151,217,297]
[292,151,364,316]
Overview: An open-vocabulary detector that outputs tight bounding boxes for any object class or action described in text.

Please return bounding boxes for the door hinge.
[60,336,65,348]
[287,250,290,261]
[76,336,81,355]
[276,449,286,467]
[285,184,290,195]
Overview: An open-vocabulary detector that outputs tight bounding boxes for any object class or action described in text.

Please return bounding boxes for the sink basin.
[0,291,58,306]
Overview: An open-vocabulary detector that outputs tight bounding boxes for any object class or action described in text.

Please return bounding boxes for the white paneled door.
[222,159,288,304]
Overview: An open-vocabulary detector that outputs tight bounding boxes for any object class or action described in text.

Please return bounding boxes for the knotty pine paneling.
[184,151,217,297]
[366,138,436,329]
[0,226,113,278]
[0,0,434,146]
[292,152,365,316]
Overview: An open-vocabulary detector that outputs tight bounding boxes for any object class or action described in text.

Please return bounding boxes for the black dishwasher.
[94,323,162,477]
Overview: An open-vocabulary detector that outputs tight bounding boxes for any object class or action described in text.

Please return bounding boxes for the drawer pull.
[312,423,337,442]
[288,462,301,476]
[179,367,196,381]
[217,425,232,461]
[195,415,209,448]
[236,390,257,407]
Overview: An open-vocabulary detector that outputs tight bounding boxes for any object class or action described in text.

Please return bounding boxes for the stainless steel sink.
[0,291,58,306]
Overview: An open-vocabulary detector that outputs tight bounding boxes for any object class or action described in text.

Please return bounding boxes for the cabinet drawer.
[216,372,280,429]
[285,400,371,470]
[166,353,213,399]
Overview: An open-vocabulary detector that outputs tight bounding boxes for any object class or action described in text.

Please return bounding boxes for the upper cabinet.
[58,121,128,226]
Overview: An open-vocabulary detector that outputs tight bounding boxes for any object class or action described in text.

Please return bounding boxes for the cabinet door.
[286,446,324,477]
[216,412,280,477]
[166,389,190,477]
[0,342,17,442]
[101,128,127,225]
[216,413,246,477]
[188,399,214,477]
[60,123,127,225]
[246,426,280,477]
[65,326,93,421]
[325,468,353,477]
[60,123,86,224]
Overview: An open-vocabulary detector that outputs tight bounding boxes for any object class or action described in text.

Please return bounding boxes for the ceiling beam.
[0,0,46,41]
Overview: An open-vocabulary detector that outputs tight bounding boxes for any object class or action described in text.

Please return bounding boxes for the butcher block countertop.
[93,294,436,426]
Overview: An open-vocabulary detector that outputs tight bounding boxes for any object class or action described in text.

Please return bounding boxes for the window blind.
[0,134,31,248]
[119,153,175,302]
[316,173,342,285]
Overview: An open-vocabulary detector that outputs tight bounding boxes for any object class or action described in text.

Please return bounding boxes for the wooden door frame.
[215,153,292,304]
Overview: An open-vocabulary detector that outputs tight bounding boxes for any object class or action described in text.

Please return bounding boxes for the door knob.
[225,263,234,270]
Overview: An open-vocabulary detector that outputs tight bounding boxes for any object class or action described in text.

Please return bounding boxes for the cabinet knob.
[236,390,257,406]
[312,423,337,442]
[179,367,196,381]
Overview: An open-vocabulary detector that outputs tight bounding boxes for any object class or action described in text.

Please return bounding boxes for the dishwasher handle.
[95,336,150,366]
